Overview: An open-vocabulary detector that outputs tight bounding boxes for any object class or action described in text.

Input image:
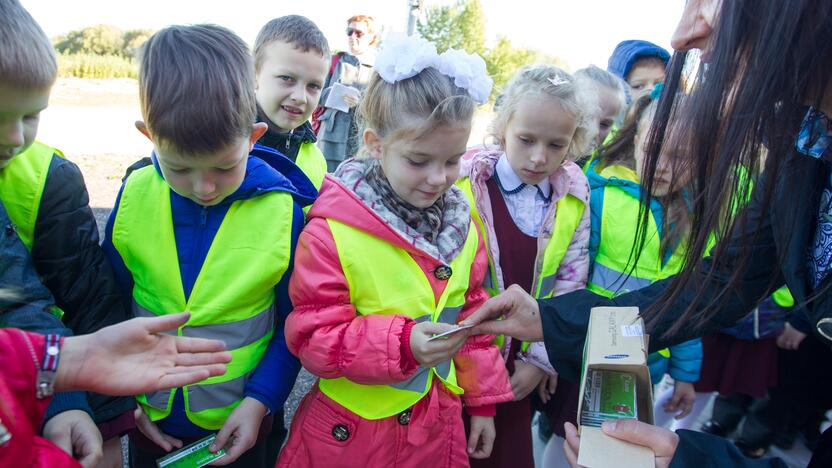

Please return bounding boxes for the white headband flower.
[375,33,493,104]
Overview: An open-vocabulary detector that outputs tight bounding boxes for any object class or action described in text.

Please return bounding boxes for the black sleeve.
[0,200,94,420]
[32,155,136,423]
[541,174,783,383]
[32,155,131,336]
[669,430,788,468]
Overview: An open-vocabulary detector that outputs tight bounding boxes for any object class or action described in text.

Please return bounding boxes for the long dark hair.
[640,0,832,337]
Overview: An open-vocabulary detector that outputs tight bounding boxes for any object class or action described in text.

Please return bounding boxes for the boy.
[102,24,315,467]
[0,0,134,464]
[253,15,330,189]
[607,39,670,101]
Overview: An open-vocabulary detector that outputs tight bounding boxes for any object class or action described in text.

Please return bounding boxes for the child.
[584,92,702,439]
[101,24,316,467]
[575,65,626,151]
[279,35,512,467]
[0,0,134,464]
[456,65,593,468]
[254,15,330,190]
[607,40,670,102]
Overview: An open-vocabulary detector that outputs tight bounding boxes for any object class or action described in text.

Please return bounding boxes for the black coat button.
[398,409,412,425]
[332,424,350,441]
[434,265,452,280]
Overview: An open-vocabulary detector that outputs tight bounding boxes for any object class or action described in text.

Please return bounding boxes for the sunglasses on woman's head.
[346,28,365,38]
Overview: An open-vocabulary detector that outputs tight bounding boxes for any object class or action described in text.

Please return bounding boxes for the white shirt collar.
[495,153,551,198]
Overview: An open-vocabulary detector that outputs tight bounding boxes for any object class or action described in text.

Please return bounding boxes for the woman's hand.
[460,285,543,342]
[409,322,470,367]
[57,313,231,395]
[510,360,546,401]
[563,420,678,468]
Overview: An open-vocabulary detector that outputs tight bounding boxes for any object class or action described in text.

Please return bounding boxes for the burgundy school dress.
[694,333,779,398]
[465,176,538,468]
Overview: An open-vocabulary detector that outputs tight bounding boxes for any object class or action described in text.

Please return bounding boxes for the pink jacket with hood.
[282,158,513,466]
[459,148,591,374]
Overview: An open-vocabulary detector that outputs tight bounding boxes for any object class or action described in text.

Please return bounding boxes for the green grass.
[58,53,138,79]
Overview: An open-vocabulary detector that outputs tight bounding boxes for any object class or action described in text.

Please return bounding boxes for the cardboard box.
[576,307,655,468]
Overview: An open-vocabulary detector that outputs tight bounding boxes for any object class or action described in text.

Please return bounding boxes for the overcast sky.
[23,0,685,70]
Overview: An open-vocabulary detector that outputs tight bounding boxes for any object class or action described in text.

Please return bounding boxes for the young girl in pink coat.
[278,35,513,468]
[458,65,593,468]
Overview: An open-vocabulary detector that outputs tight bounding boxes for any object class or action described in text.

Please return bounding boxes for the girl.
[574,65,626,151]
[584,92,702,434]
[456,65,593,468]
[279,35,512,468]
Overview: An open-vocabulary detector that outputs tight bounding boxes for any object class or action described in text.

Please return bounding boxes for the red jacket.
[286,173,513,414]
[0,329,80,468]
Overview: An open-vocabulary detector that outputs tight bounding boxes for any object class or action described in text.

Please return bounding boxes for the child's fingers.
[547,374,558,393]
[210,420,236,454]
[467,422,482,455]
[470,426,495,459]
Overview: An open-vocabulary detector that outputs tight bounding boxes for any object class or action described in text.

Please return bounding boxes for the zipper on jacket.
[200,206,208,228]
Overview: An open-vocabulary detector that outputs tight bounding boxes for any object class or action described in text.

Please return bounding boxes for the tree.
[54,25,125,56]
[417,0,485,55]
[417,0,565,101]
[53,25,153,58]
[122,29,153,58]
[417,4,458,53]
[457,0,486,55]
[485,37,538,97]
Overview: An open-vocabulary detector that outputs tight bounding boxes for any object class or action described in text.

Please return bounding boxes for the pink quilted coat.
[278,159,512,468]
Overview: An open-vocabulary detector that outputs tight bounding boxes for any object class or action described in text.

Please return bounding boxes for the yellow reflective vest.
[111,165,293,429]
[0,141,60,251]
[295,142,327,191]
[317,218,479,420]
[456,177,585,299]
[586,164,687,297]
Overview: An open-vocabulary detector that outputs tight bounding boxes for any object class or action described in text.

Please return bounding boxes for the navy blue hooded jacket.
[102,144,316,437]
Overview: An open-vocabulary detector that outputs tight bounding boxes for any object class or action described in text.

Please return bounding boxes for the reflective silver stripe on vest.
[187,371,253,413]
[589,263,653,294]
[390,305,462,393]
[144,389,171,410]
[483,266,496,291]
[538,274,557,298]
[132,302,275,350]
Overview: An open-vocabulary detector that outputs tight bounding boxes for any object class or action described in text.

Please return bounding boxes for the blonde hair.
[0,0,57,90]
[575,65,626,115]
[359,67,476,150]
[489,65,596,160]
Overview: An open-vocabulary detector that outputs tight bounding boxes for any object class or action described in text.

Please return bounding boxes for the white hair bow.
[374,33,493,104]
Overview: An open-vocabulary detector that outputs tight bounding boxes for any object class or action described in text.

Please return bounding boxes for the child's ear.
[135,121,152,141]
[249,122,268,149]
[363,129,382,159]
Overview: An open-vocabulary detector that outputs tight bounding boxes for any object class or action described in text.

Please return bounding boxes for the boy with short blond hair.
[253,15,330,188]
[102,23,316,466]
[0,0,134,465]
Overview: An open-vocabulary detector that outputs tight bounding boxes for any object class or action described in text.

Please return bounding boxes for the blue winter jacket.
[586,161,702,385]
[102,144,316,437]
